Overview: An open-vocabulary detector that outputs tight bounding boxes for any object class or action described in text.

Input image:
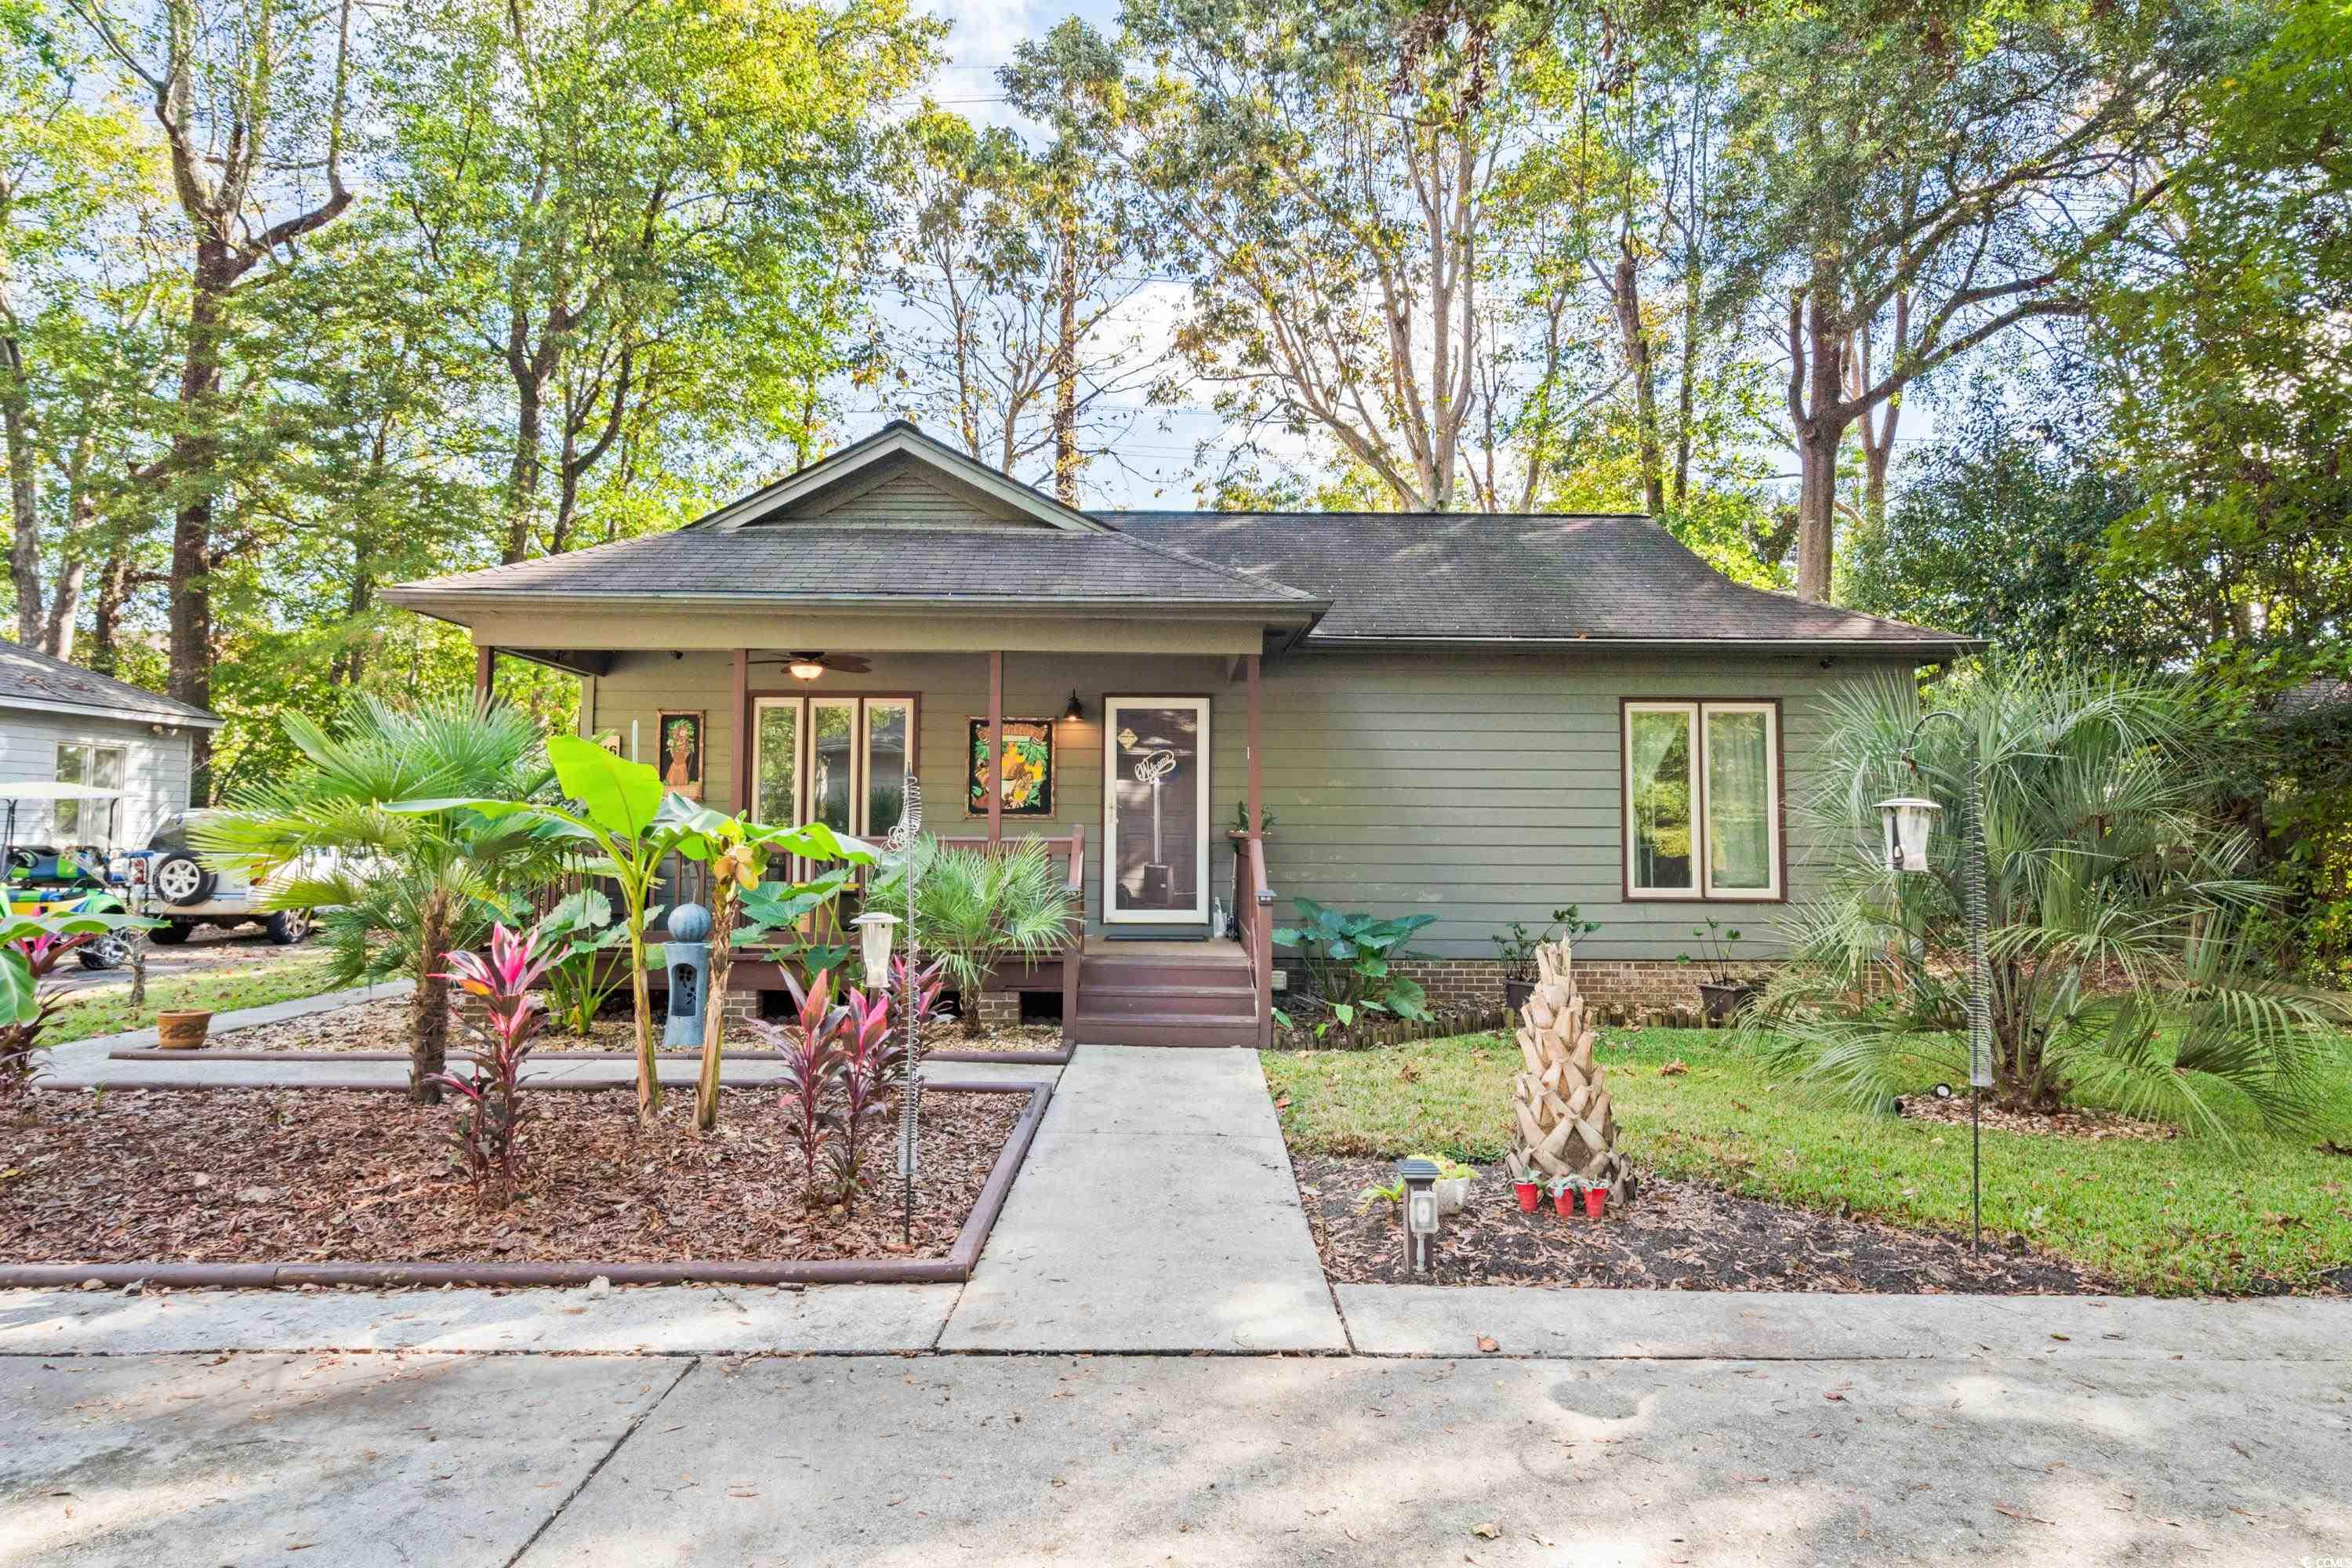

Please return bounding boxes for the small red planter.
[1513,1181,1540,1214]
[1552,1188,1576,1218]
[1583,1186,1607,1219]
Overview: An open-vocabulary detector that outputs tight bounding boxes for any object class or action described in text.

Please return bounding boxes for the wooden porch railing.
[1232,831,1276,1047]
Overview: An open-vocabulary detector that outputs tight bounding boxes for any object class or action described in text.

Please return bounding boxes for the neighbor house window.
[55,742,125,844]
[1623,702,1780,899]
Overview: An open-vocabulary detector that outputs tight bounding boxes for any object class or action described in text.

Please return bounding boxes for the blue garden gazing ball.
[669,902,712,942]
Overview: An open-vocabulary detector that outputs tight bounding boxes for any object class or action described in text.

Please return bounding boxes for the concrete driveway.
[3,1286,2347,1566]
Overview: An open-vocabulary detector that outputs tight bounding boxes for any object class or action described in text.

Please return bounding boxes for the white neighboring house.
[0,638,315,949]
[0,637,218,856]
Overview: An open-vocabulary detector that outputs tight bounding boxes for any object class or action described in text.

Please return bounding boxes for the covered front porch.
[474,638,1281,1048]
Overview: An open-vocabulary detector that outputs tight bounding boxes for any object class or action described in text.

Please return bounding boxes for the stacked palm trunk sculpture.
[1504,938,1630,1202]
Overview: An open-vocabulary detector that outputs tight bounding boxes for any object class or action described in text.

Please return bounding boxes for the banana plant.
[668,804,869,1131]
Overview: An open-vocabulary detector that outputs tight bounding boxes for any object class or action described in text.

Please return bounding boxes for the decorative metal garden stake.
[890,776,925,1247]
[1396,1156,1443,1276]
[1878,708,1990,1256]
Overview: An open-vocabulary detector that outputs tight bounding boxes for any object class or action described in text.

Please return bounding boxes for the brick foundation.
[1387,956,1780,1027]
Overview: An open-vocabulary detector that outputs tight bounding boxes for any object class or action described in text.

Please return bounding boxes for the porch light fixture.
[1062,689,1084,724]
[851,910,899,984]
[788,656,827,682]
[1882,713,1991,1255]
[1396,1156,1443,1276]
[1876,796,1942,874]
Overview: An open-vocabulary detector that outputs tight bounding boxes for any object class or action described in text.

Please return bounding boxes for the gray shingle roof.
[387,525,1324,613]
[1106,511,1974,651]
[0,639,222,726]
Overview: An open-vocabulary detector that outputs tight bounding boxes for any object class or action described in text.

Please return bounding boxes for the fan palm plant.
[1750,662,2347,1137]
[193,695,561,1104]
[866,835,1073,1036]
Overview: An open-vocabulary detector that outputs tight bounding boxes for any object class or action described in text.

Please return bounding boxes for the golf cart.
[0,780,136,968]
[118,811,318,948]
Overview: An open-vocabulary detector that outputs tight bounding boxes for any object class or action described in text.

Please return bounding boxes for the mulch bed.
[1294,1154,2107,1294]
[1896,1093,2179,1144]
[930,1022,1067,1056]
[1,1087,1018,1267]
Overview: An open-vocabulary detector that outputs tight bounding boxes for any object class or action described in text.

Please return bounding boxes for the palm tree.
[1752,662,2347,1137]
[194,695,561,1103]
[866,835,1073,1036]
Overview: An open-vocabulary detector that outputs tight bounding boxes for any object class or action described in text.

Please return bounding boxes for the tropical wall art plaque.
[967,717,1054,816]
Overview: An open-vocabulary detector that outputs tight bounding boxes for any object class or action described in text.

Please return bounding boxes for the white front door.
[1102,696,1210,925]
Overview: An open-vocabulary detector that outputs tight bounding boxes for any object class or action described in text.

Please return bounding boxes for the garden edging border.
[0,1079,1051,1290]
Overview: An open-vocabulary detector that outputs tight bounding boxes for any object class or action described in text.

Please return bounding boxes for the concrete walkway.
[940,1045,1348,1353]
[37,982,1048,1091]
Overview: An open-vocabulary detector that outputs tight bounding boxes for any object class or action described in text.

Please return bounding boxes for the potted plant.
[1413,1152,1475,1215]
[155,1008,214,1050]
[1505,1152,1541,1213]
[1677,918,1759,1025]
[1493,907,1601,1013]
[1582,1181,1609,1219]
[1228,801,1276,840]
[1550,1174,1581,1218]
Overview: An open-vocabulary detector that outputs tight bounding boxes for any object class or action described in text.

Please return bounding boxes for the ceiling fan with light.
[753,651,873,681]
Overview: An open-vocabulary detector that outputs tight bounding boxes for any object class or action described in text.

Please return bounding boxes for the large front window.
[752,695,913,837]
[1623,701,1780,899]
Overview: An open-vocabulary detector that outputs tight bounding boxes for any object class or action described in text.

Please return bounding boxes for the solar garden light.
[1878,708,1991,1257]
[1396,1156,1443,1276]
[851,910,898,985]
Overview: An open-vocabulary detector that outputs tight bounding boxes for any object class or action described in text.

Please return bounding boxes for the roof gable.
[700,421,1106,535]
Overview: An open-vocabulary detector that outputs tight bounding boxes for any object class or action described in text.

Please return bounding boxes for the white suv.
[121,812,318,946]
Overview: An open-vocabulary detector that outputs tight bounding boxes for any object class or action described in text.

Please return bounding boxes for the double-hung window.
[751,695,913,838]
[55,742,125,845]
[1623,701,1781,900]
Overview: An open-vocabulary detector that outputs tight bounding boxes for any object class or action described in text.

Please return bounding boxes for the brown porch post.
[986,651,1004,847]
[472,642,493,706]
[731,648,750,815]
[1246,653,1263,835]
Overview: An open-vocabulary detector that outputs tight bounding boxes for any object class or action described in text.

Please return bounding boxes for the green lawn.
[1261,1028,2352,1295]
[49,950,348,1043]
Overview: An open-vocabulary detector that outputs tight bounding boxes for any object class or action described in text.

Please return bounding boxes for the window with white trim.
[752,695,913,836]
[1624,702,1781,899]
[54,742,125,845]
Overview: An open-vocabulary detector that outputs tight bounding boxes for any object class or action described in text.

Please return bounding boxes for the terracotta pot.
[154,1009,214,1051]
[1552,1188,1576,1218]
[1583,1186,1607,1219]
[1513,1181,1540,1214]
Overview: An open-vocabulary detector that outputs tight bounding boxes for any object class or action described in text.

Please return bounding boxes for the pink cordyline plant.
[757,967,847,1198]
[825,985,905,1210]
[431,920,557,1204]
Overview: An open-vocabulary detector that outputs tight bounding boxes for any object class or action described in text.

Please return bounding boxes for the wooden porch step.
[1080,956,1254,989]
[1068,1012,1264,1048]
[1079,982,1260,1019]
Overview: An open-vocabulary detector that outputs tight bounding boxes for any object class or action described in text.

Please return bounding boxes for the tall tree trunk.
[170,252,232,800]
[41,554,83,662]
[1672,255,1701,507]
[89,541,132,675]
[411,889,452,1105]
[1610,243,1665,517]
[504,370,544,564]
[1052,203,1079,506]
[2,340,41,648]
[1787,285,1853,603]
